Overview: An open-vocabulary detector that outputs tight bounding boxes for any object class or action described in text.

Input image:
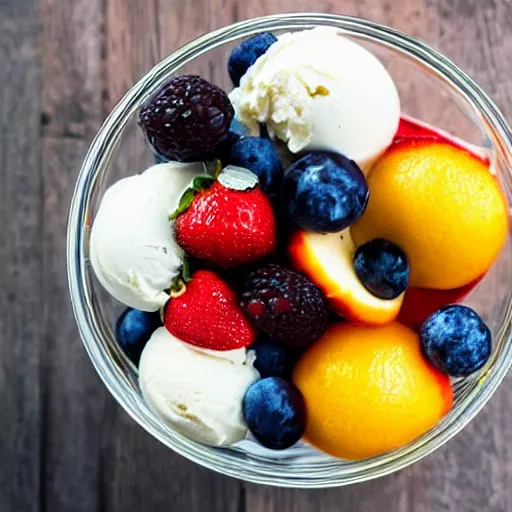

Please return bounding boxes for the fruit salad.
[90,27,509,460]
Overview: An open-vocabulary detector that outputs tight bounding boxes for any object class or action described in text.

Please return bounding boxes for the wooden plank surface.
[40,1,108,511]
[0,0,510,511]
[0,1,42,511]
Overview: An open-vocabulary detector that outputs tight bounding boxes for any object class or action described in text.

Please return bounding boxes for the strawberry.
[164,270,257,351]
[174,173,277,269]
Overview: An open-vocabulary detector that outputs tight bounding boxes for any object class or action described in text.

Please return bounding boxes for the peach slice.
[288,229,404,325]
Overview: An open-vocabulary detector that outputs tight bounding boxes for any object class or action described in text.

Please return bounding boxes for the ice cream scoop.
[231,27,400,171]
[90,162,207,311]
[139,327,259,446]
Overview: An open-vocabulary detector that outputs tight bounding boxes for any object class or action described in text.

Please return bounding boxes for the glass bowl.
[67,13,512,488]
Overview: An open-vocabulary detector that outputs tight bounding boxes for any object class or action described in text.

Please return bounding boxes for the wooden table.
[1,0,511,511]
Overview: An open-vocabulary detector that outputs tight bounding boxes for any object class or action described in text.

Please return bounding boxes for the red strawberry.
[164,270,257,351]
[175,180,276,269]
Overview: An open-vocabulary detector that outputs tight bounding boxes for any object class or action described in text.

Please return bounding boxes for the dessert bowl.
[67,13,512,487]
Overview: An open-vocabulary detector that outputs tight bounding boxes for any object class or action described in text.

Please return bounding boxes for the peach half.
[289,229,404,325]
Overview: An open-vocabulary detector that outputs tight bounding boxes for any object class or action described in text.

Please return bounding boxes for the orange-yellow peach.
[293,322,453,460]
[352,139,508,289]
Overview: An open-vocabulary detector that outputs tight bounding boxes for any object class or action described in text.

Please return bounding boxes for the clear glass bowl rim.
[67,13,512,488]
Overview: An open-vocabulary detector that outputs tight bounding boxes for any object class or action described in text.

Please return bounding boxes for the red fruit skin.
[394,116,488,165]
[394,117,442,142]
[165,270,257,351]
[176,182,277,269]
[398,275,484,331]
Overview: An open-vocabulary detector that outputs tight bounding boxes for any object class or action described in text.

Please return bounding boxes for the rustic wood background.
[1,0,511,511]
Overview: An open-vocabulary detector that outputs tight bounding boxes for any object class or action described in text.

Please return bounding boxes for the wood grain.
[0,0,510,510]
[0,0,42,510]
[41,1,108,511]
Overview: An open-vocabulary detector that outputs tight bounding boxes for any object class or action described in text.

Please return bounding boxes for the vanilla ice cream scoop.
[139,327,259,446]
[90,162,207,311]
[232,27,401,171]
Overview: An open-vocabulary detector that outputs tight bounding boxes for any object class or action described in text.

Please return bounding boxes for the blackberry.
[138,75,234,162]
[240,264,328,348]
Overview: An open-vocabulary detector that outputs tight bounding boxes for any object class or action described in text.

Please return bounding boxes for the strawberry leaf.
[169,174,216,220]
[169,188,195,220]
[192,175,215,191]
[181,258,192,283]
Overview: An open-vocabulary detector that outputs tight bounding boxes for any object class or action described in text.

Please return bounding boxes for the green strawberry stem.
[170,278,187,298]
[167,258,191,299]
[213,159,223,179]
[168,162,221,220]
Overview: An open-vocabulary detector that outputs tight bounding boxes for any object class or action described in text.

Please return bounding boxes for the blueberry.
[115,308,162,365]
[214,130,243,164]
[354,238,409,299]
[243,377,306,450]
[251,338,296,378]
[213,119,253,164]
[281,151,369,233]
[420,305,491,377]
[230,118,250,138]
[228,137,282,193]
[228,33,278,86]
